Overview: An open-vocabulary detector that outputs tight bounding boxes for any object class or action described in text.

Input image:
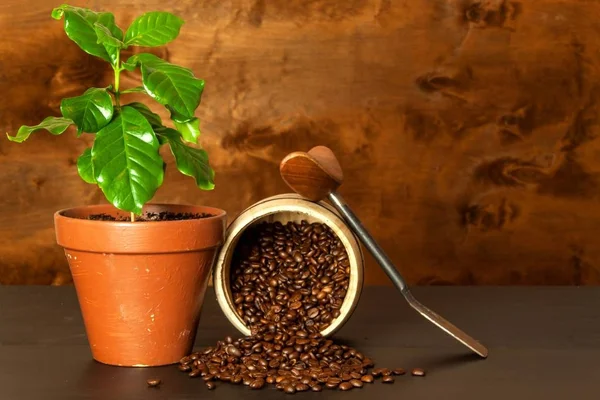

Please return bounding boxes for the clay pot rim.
[55,203,227,255]
[55,203,226,226]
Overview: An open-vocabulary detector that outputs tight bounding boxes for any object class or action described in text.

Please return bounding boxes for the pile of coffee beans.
[178,333,412,393]
[229,220,349,335]
[176,221,425,392]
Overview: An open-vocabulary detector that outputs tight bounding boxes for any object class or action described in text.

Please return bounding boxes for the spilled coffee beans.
[176,221,425,392]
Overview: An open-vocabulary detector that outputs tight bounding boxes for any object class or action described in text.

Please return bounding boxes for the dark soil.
[86,211,213,221]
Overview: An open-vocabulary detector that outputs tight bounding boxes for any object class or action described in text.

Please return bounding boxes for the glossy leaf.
[156,127,214,190]
[125,102,163,129]
[52,5,123,65]
[121,58,137,72]
[96,14,123,65]
[126,53,204,119]
[174,117,200,144]
[165,104,194,123]
[6,117,73,143]
[94,22,124,48]
[91,106,164,213]
[77,148,96,184]
[60,88,114,134]
[120,86,146,94]
[124,11,183,47]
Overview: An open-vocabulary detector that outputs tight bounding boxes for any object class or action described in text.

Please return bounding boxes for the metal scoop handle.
[328,192,488,358]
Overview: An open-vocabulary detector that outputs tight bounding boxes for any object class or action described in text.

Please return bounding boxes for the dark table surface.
[1,286,598,400]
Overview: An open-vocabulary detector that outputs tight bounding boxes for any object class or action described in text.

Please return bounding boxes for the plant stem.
[114,51,133,222]
[114,52,121,109]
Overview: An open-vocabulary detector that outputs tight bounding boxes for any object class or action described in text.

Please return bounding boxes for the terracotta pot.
[54,203,226,367]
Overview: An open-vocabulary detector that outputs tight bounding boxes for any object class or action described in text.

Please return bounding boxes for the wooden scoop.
[280,146,488,358]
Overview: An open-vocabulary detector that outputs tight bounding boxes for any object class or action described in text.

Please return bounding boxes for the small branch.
[130,212,135,222]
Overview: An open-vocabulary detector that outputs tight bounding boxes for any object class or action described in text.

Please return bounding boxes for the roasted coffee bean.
[412,368,426,377]
[284,384,296,393]
[361,374,374,383]
[226,345,242,357]
[382,376,395,383]
[350,379,363,388]
[307,308,320,319]
[350,372,362,379]
[180,356,192,365]
[300,377,311,385]
[206,381,216,390]
[295,383,309,392]
[178,364,191,372]
[325,381,339,389]
[250,378,265,389]
[362,358,374,368]
[393,368,406,376]
[188,369,202,378]
[146,378,161,388]
[311,384,323,392]
[220,373,232,382]
[339,382,354,391]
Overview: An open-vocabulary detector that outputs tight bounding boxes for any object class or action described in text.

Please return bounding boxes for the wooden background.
[1,0,599,285]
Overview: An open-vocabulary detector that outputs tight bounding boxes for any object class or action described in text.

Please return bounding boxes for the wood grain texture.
[280,149,343,201]
[2,0,600,285]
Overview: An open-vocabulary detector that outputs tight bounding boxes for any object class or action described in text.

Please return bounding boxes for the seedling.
[7,5,214,221]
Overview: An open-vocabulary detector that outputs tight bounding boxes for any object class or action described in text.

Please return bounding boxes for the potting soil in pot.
[87,212,213,221]
[174,220,425,392]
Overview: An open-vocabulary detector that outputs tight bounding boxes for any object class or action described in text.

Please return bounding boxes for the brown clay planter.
[54,203,226,367]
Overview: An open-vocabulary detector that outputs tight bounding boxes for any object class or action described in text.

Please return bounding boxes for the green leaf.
[91,106,164,213]
[165,104,193,123]
[124,11,184,47]
[126,53,204,119]
[77,148,96,184]
[125,102,163,129]
[120,86,146,94]
[52,5,123,65]
[156,127,214,190]
[6,117,73,143]
[174,117,200,143]
[94,22,124,48]
[96,14,123,65]
[121,58,137,71]
[60,88,114,134]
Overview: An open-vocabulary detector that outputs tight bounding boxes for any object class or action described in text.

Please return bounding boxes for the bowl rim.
[213,194,364,337]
